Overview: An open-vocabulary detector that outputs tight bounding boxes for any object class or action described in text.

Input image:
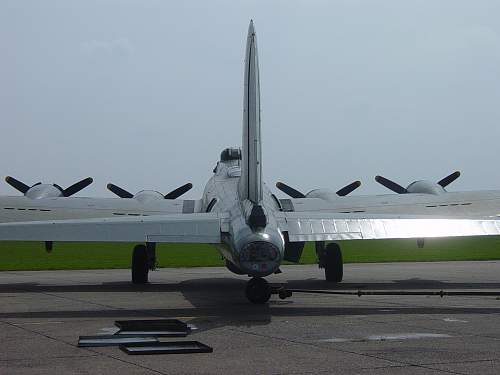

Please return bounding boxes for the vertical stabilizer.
[239,20,263,204]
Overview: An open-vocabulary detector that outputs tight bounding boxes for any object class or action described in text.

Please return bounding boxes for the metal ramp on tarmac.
[78,319,212,355]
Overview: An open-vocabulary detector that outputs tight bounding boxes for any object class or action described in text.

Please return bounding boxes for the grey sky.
[1,1,500,199]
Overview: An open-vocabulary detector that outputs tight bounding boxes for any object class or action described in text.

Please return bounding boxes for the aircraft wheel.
[245,277,271,304]
[132,244,149,284]
[324,243,343,282]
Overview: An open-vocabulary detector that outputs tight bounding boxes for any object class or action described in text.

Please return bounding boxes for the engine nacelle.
[406,180,446,195]
[25,184,64,199]
[305,188,337,200]
[133,190,165,203]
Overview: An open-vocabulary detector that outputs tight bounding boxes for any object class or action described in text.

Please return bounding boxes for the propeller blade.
[164,183,193,199]
[53,184,64,193]
[276,182,306,198]
[62,177,93,197]
[5,176,30,194]
[437,171,461,188]
[336,180,361,196]
[375,175,408,194]
[107,183,134,198]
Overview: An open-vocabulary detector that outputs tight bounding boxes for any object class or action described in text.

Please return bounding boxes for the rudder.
[239,20,263,204]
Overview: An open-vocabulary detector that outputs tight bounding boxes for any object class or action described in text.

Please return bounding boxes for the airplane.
[1,21,500,304]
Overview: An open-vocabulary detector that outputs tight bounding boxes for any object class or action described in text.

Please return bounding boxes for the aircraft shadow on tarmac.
[1,276,500,332]
[1,275,500,293]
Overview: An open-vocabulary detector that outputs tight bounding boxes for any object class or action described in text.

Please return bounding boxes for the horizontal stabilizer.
[0,214,221,243]
[279,212,500,242]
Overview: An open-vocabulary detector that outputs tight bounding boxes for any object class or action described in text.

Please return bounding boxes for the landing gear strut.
[317,242,343,283]
[245,277,271,304]
[131,243,156,284]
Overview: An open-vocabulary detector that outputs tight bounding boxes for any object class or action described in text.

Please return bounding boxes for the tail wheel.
[245,277,271,304]
[324,243,343,282]
[132,244,149,284]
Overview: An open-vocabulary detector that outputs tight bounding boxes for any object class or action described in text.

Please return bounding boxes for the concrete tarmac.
[1,261,500,374]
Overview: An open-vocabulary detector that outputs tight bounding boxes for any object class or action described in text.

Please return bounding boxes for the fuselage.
[203,157,284,277]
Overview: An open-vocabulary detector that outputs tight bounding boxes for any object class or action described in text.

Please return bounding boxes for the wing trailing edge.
[280,212,500,242]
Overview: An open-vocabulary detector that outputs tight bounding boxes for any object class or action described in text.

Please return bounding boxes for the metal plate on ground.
[116,330,188,337]
[119,341,213,355]
[78,335,158,347]
[115,319,189,332]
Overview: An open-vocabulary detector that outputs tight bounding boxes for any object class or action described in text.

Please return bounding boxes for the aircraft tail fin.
[239,20,263,204]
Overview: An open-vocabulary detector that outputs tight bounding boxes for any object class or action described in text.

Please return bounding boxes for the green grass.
[1,237,500,271]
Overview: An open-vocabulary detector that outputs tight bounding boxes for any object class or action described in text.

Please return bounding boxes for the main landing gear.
[245,277,271,304]
[317,242,343,283]
[131,243,156,284]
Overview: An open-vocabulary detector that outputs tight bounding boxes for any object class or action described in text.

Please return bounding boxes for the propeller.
[5,176,93,197]
[106,183,134,198]
[107,182,193,199]
[335,180,362,197]
[59,177,94,197]
[276,180,361,198]
[164,183,193,199]
[437,171,461,188]
[5,176,31,194]
[374,175,407,194]
[275,182,305,198]
[375,171,461,194]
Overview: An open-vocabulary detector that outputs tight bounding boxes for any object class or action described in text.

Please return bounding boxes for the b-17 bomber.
[1,21,500,303]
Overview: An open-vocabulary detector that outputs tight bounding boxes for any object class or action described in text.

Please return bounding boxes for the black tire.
[324,243,343,282]
[132,244,149,284]
[245,277,271,304]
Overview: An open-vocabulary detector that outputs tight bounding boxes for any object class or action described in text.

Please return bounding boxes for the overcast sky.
[1,1,500,199]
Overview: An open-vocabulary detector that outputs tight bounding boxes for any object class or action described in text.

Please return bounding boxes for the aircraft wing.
[279,189,500,218]
[0,213,221,243]
[279,211,500,242]
[0,196,205,223]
